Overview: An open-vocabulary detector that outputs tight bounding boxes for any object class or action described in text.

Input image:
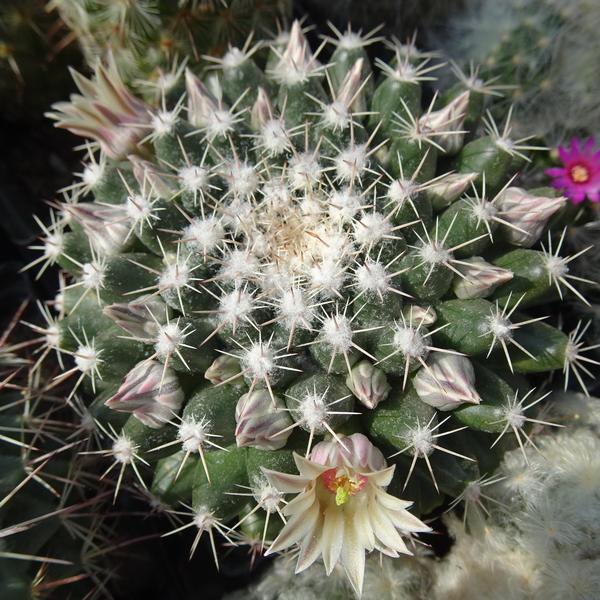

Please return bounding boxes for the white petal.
[388,507,432,534]
[340,519,365,596]
[366,465,395,487]
[375,488,414,512]
[369,501,410,553]
[377,543,403,557]
[321,503,345,574]
[283,488,316,517]
[262,467,309,493]
[267,498,320,554]
[295,453,331,479]
[295,511,325,573]
[353,504,375,551]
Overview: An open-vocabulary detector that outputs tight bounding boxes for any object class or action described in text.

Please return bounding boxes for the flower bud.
[402,305,437,327]
[346,360,391,409]
[66,202,131,256]
[336,58,366,114]
[204,355,242,385]
[452,256,514,299]
[129,155,177,200]
[251,87,273,131]
[427,172,478,211]
[185,68,221,128]
[46,57,151,160]
[420,91,470,155]
[494,187,566,247]
[413,353,482,411]
[103,295,170,339]
[235,390,293,450]
[272,20,317,86]
[105,360,184,428]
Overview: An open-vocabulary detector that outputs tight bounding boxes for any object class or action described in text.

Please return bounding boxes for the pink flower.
[546,138,600,203]
[262,433,430,595]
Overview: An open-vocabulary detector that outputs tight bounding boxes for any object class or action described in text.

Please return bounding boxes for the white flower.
[262,433,430,595]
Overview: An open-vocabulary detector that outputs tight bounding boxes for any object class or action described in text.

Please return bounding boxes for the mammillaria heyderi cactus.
[19,19,599,596]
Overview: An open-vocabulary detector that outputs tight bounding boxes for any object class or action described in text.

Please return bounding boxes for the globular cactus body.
[24,19,598,596]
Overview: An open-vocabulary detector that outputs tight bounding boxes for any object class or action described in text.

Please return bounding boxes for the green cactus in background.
[48,0,292,86]
[432,0,600,144]
[11,19,600,597]
[0,303,123,600]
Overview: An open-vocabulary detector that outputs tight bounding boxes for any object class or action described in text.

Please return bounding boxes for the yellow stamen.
[571,165,589,183]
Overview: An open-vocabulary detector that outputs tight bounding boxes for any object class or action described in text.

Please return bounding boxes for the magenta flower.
[546,138,600,203]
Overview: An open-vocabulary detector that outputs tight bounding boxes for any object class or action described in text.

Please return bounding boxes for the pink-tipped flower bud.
[66,202,131,256]
[46,57,152,160]
[452,256,514,299]
[204,355,242,385]
[336,58,366,113]
[427,172,478,211]
[105,360,184,428]
[129,156,177,200]
[494,187,566,247]
[419,91,470,155]
[185,68,220,127]
[185,69,236,140]
[272,20,319,86]
[413,353,482,411]
[235,389,293,450]
[251,87,273,131]
[103,295,170,339]
[402,305,437,327]
[346,360,391,409]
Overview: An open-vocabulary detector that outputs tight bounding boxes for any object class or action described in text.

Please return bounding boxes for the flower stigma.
[322,468,368,505]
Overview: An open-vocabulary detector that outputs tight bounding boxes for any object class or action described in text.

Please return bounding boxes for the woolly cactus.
[21,20,600,596]
[426,392,600,600]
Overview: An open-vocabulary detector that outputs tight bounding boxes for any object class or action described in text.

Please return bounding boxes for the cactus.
[429,389,600,600]
[48,0,292,86]
[433,0,600,144]
[0,302,121,600]
[18,19,600,597]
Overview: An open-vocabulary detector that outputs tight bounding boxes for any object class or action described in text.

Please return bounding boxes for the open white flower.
[262,433,430,595]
